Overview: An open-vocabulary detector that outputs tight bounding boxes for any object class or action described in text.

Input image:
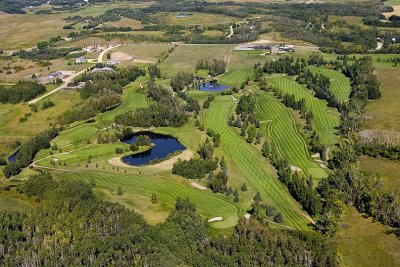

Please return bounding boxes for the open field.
[255,91,328,180]
[365,66,400,132]
[159,45,233,77]
[268,76,340,148]
[228,50,267,70]
[308,66,351,102]
[152,12,236,26]
[110,44,174,63]
[200,95,312,230]
[99,17,143,30]
[359,156,400,192]
[336,206,400,267]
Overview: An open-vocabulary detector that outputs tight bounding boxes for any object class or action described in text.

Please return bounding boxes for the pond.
[196,80,229,92]
[8,151,18,163]
[121,132,186,166]
[176,13,193,18]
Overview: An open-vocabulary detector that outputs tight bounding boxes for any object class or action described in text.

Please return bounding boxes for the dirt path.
[227,25,234,38]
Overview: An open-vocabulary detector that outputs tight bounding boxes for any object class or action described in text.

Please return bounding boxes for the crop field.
[308,66,351,102]
[159,45,233,77]
[268,76,340,148]
[200,95,312,230]
[255,91,328,180]
[365,66,400,131]
[335,206,400,267]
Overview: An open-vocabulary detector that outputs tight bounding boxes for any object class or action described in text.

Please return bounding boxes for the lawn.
[255,90,328,180]
[268,76,340,149]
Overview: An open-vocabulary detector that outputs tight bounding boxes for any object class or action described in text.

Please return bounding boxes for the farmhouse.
[75,56,87,64]
[48,72,62,79]
[91,67,114,73]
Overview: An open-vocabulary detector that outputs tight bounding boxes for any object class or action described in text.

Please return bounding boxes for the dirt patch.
[384,5,400,18]
[208,217,223,223]
[111,51,156,64]
[290,165,302,172]
[191,182,207,190]
[151,150,193,170]
[107,156,133,168]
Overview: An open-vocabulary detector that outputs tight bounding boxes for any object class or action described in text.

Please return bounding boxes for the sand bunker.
[290,166,302,172]
[190,182,207,190]
[208,217,223,223]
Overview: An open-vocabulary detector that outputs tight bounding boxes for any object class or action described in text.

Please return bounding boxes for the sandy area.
[111,52,156,64]
[244,213,251,220]
[107,149,193,170]
[151,150,193,170]
[319,164,327,169]
[290,166,302,172]
[190,182,207,190]
[311,153,320,158]
[208,217,223,223]
[385,5,400,18]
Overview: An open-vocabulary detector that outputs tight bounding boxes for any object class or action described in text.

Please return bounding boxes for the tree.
[247,126,256,143]
[253,192,262,203]
[198,139,214,159]
[233,190,240,202]
[106,52,111,59]
[117,186,123,196]
[241,183,247,192]
[151,193,158,204]
[274,212,284,223]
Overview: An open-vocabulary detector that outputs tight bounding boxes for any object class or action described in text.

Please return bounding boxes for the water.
[176,13,193,18]
[121,132,186,166]
[8,151,18,163]
[197,80,229,92]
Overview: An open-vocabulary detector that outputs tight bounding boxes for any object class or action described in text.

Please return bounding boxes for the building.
[75,56,87,64]
[278,45,295,52]
[48,72,62,79]
[91,67,114,73]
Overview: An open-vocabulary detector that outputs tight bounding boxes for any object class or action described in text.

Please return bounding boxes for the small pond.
[121,132,186,166]
[8,151,18,163]
[196,80,229,92]
[176,13,193,18]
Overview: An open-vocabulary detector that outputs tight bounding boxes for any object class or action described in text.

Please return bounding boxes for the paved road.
[28,45,120,105]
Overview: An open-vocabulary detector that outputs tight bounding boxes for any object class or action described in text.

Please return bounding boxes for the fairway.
[200,95,313,230]
[269,76,340,148]
[308,66,351,102]
[255,91,328,180]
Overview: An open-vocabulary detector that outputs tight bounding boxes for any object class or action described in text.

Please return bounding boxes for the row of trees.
[0,81,46,104]
[195,58,226,77]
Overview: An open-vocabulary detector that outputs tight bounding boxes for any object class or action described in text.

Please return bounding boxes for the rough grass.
[153,12,236,26]
[255,91,328,180]
[358,156,400,193]
[336,206,400,267]
[268,76,340,148]
[159,45,233,77]
[365,66,400,132]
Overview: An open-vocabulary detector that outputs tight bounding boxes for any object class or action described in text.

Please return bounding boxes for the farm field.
[255,91,328,180]
[268,76,340,149]
[152,12,236,26]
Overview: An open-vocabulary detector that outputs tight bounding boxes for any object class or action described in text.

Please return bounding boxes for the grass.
[0,188,35,213]
[65,170,241,228]
[308,66,351,102]
[335,206,400,267]
[228,50,267,70]
[268,76,340,148]
[365,66,400,132]
[218,68,255,87]
[200,95,312,230]
[113,44,174,62]
[358,156,400,192]
[152,12,236,26]
[255,90,328,180]
[159,45,233,77]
